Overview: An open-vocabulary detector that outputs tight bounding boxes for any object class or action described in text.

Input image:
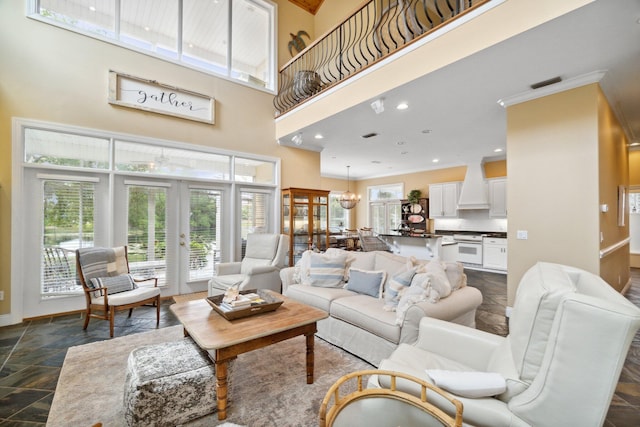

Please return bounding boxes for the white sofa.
[280,248,483,366]
[370,262,640,427]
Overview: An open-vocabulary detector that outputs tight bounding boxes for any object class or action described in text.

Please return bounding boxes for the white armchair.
[369,262,640,427]
[208,233,289,296]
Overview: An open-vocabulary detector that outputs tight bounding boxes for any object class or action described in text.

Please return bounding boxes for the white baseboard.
[505,306,513,317]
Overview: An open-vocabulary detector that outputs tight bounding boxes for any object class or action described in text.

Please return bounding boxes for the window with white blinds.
[41,179,95,295]
[240,190,269,257]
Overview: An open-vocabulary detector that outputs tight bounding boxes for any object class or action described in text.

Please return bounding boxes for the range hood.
[457,163,490,210]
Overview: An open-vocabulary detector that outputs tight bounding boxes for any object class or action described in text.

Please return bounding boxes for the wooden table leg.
[215,360,228,420]
[306,332,315,384]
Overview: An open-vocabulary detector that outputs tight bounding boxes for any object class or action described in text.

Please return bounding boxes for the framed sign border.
[108,70,215,125]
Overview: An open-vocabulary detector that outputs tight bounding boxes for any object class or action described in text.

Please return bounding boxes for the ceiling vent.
[530,76,562,90]
[361,132,378,139]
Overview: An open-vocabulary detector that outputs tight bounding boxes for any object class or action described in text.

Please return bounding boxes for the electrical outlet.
[0,290,4,301]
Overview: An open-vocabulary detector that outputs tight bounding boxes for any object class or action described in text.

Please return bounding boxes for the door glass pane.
[41,180,95,296]
[126,185,167,285]
[240,190,270,257]
[189,188,221,281]
[370,203,386,235]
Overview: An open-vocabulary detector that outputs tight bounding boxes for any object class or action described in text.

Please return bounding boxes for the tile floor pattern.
[0,269,638,426]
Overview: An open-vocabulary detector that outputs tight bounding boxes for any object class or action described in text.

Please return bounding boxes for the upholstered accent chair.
[76,246,161,337]
[370,262,640,427]
[208,233,289,296]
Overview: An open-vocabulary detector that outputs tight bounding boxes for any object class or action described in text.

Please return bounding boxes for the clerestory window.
[29,0,276,91]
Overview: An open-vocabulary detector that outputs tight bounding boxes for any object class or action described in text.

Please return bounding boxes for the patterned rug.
[48,325,373,426]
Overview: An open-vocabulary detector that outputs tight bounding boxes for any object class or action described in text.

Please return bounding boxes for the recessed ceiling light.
[144,26,151,31]
[432,158,439,163]
[396,141,405,145]
[494,148,503,153]
[314,133,323,139]
[400,151,408,155]
[89,6,96,11]
[396,102,408,110]
[371,160,382,164]
[421,129,432,134]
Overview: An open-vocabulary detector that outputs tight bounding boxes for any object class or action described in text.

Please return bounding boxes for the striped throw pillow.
[308,253,347,288]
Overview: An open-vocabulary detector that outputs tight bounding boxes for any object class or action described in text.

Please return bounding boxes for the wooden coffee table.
[170,291,328,420]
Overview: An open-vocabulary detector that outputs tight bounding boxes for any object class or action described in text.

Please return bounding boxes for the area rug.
[48,325,373,426]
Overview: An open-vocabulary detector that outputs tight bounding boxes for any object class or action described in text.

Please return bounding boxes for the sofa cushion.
[345,268,386,298]
[284,284,355,312]
[383,266,417,311]
[330,295,401,343]
[308,252,348,287]
[373,251,413,278]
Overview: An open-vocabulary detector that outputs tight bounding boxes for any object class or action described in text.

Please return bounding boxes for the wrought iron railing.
[274,0,489,116]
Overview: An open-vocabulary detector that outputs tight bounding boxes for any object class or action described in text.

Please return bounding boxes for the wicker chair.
[319,369,463,427]
[76,246,160,337]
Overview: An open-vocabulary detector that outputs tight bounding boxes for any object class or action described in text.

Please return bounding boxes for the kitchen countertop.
[436,230,507,239]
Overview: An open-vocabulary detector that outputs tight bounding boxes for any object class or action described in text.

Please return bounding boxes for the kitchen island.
[378,234,457,262]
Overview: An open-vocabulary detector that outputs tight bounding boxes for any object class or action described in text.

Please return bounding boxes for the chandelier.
[339,166,361,209]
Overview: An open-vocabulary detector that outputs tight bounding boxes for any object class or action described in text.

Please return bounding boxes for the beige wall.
[314,0,363,36]
[505,84,623,305]
[630,150,640,186]
[597,87,630,290]
[276,0,316,69]
[0,1,321,316]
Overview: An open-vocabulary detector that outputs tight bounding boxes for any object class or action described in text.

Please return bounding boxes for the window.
[41,178,95,295]
[329,193,350,232]
[367,183,403,235]
[31,0,276,91]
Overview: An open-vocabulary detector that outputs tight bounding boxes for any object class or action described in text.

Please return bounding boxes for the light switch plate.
[516,230,528,240]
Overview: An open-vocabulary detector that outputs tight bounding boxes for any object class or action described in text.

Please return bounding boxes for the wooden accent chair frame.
[76,246,161,337]
[319,369,463,427]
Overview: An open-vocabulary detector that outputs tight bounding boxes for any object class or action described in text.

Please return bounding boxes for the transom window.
[29,0,276,91]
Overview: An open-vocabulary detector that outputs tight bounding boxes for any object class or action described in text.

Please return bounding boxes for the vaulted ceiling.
[288,0,325,15]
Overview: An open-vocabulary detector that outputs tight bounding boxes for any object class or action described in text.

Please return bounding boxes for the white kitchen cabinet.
[488,178,507,218]
[483,237,507,270]
[429,182,459,218]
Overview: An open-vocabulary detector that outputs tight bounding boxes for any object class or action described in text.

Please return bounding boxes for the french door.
[113,177,227,296]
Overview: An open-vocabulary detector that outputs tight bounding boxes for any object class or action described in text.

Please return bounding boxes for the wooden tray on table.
[206,289,283,320]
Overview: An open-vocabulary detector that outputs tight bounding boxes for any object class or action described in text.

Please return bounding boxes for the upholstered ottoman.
[123,337,217,427]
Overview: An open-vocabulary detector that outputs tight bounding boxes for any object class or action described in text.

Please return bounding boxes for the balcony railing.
[274,0,489,116]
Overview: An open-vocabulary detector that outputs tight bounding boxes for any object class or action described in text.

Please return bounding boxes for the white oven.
[453,234,485,265]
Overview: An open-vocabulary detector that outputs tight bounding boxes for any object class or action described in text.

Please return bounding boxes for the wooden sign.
[108,71,215,124]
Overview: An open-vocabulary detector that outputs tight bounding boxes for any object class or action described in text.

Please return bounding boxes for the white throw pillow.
[417,259,452,298]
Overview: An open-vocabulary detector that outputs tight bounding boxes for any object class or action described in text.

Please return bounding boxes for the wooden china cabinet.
[281,188,330,266]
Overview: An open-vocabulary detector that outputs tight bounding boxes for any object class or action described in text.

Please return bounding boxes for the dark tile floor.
[0,269,638,426]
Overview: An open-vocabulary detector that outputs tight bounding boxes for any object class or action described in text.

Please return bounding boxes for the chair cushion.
[345,268,386,298]
[210,274,245,291]
[90,286,160,306]
[426,370,507,398]
[244,233,280,260]
[89,274,137,296]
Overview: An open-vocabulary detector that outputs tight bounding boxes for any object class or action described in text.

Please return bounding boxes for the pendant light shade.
[339,166,361,209]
